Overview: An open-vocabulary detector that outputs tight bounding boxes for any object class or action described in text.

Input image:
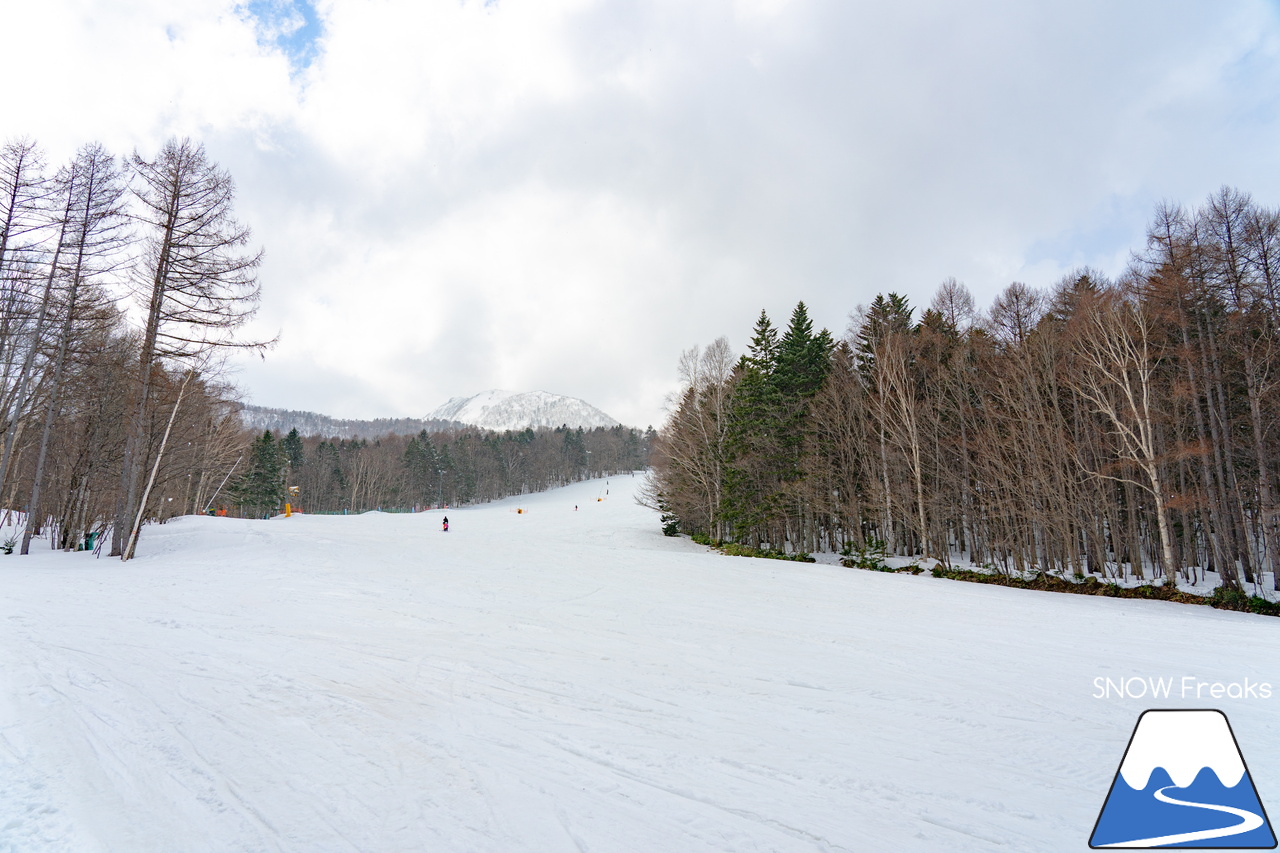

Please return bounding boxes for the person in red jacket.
[442,516,449,532]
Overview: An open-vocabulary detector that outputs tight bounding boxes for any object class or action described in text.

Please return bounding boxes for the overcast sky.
[4,1,1280,428]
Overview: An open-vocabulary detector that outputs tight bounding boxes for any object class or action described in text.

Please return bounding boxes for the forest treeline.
[0,134,648,558]
[647,187,1280,592]
[0,135,266,558]
[231,424,652,518]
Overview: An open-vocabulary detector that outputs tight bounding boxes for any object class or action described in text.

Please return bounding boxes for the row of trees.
[648,186,1280,591]
[231,424,652,517]
[0,135,266,557]
[1,132,646,552]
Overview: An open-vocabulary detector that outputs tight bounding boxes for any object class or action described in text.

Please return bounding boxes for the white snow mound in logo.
[1119,710,1246,790]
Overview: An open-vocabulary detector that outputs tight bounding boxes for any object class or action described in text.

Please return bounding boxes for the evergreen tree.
[562,427,587,470]
[776,302,834,401]
[232,430,287,518]
[723,309,787,543]
[281,427,305,469]
[773,302,834,474]
[403,430,438,507]
[437,444,457,506]
[856,292,914,377]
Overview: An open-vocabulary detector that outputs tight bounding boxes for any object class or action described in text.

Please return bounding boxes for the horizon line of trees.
[647,186,1280,592]
[229,423,652,518]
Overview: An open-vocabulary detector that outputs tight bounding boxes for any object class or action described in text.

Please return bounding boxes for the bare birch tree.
[1071,289,1178,582]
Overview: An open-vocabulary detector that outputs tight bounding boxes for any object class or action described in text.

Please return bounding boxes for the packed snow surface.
[3,476,1279,852]
[426,389,620,431]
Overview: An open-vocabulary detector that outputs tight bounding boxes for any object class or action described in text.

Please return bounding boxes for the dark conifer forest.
[231,424,650,517]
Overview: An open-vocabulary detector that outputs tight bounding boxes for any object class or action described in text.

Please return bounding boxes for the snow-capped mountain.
[427,390,620,432]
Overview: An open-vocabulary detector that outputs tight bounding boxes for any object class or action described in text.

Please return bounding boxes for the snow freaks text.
[1093,676,1273,700]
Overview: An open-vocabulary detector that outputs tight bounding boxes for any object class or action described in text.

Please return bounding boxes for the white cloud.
[0,1,298,161]
[294,0,593,178]
[236,179,691,425]
[6,0,1280,429]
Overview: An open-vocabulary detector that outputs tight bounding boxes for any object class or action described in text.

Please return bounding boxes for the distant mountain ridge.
[242,390,621,438]
[240,405,463,439]
[426,390,620,432]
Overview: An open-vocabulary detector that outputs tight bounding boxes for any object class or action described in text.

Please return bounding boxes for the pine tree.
[723,309,786,544]
[562,427,587,471]
[232,430,287,518]
[776,303,813,396]
[403,430,440,506]
[855,292,914,377]
[282,427,304,469]
[774,302,833,471]
[737,309,779,375]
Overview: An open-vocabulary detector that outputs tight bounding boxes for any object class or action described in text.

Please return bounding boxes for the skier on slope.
[442,516,449,532]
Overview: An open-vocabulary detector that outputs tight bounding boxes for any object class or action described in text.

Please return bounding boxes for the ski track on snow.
[2,475,1278,851]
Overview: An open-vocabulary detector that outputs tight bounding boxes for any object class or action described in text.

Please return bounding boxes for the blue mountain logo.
[1091,709,1276,848]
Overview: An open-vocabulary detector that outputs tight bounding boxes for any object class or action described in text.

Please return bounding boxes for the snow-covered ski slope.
[2,476,1278,852]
